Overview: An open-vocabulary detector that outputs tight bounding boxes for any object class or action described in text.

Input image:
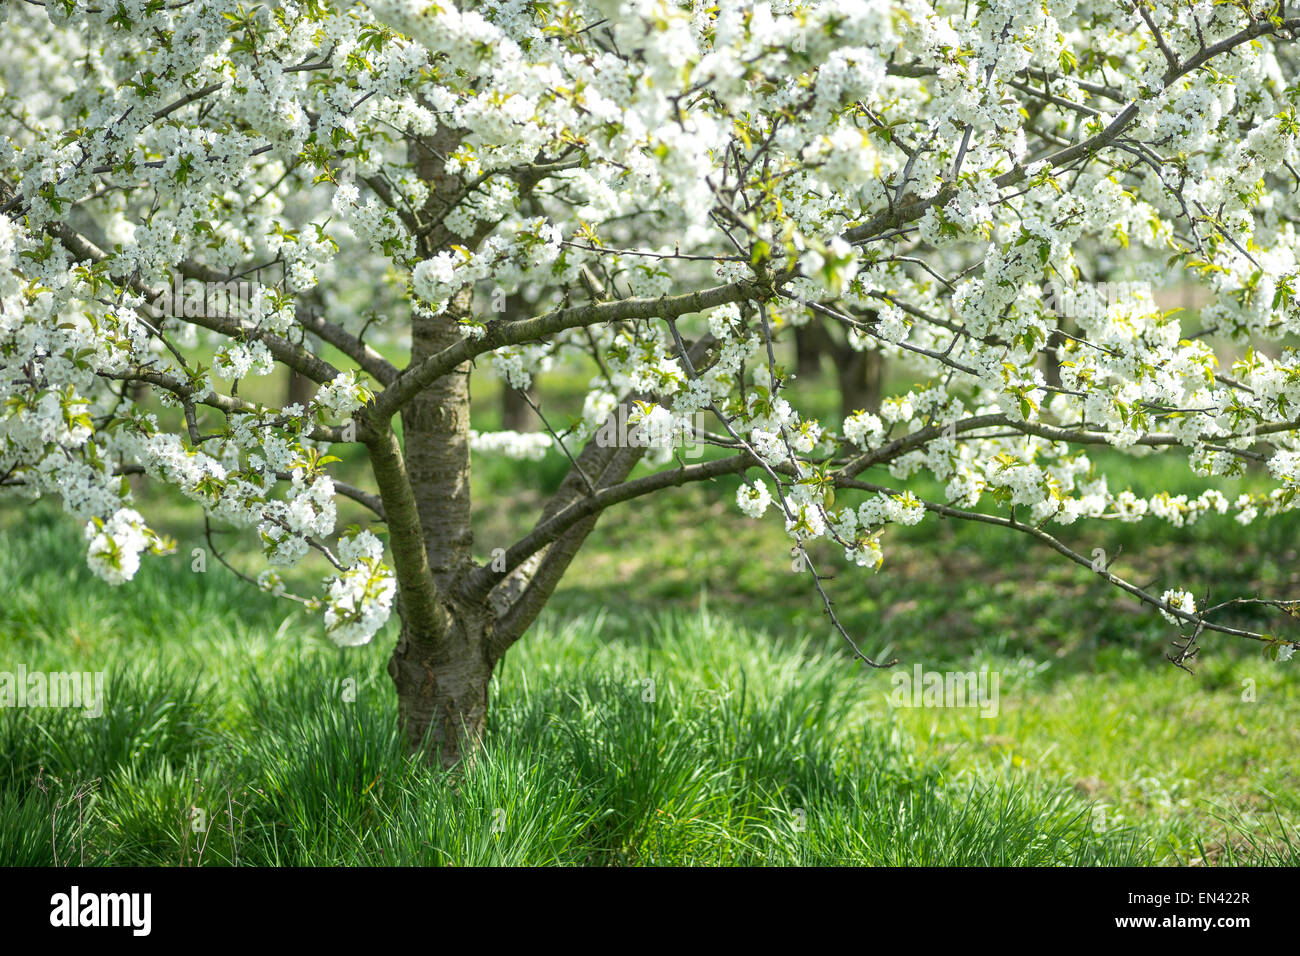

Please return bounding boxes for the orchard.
[2,0,1299,772]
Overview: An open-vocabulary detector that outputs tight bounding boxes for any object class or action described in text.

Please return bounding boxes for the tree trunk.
[1044,328,1064,390]
[834,344,884,420]
[794,322,827,378]
[387,607,495,766]
[287,367,316,409]
[388,123,493,769]
[377,125,656,768]
[501,381,537,432]
[390,276,483,768]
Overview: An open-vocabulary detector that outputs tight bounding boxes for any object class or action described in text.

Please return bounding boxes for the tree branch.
[370,279,762,421]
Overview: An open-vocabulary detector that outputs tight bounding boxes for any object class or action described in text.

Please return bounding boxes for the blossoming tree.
[4,0,1300,765]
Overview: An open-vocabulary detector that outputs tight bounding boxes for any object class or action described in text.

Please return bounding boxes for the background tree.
[3,0,1300,767]
[793,316,887,420]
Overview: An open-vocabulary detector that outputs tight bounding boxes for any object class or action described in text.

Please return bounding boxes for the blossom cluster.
[3,0,1300,652]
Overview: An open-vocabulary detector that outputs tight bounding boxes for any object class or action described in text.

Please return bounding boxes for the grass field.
[1,363,1298,866]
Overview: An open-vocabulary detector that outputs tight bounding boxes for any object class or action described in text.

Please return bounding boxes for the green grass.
[1,352,1298,865]
[0,504,1296,865]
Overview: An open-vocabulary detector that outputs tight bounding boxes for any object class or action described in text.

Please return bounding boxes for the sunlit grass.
[2,352,1297,866]
[0,510,1296,865]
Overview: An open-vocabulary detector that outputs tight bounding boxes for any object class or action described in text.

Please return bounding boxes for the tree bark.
[287,367,316,409]
[501,381,537,431]
[1044,328,1065,390]
[388,607,495,766]
[794,322,827,378]
[380,124,717,766]
[385,123,493,768]
[389,278,487,766]
[793,320,885,420]
[834,343,884,420]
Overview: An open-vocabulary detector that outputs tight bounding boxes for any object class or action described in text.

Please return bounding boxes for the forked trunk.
[388,608,495,768]
[373,125,500,769]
